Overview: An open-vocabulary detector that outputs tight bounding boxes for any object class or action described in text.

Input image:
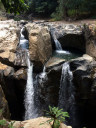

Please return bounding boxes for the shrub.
[41,106,69,128]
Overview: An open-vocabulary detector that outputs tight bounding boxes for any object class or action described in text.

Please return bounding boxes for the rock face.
[13,117,72,128]
[25,23,52,70]
[0,19,96,128]
[0,20,27,120]
[84,24,96,58]
[0,85,10,119]
[0,20,20,66]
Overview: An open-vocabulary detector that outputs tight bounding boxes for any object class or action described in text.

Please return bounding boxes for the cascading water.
[33,66,48,117]
[58,62,76,126]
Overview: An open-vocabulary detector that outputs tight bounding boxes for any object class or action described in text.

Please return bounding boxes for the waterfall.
[18,26,37,120]
[58,62,75,125]
[24,52,37,120]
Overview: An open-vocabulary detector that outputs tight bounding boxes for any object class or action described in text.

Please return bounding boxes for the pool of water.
[53,50,82,61]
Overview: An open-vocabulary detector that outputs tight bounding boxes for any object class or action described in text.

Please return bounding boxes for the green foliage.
[27,0,58,17]
[0,119,24,128]
[0,120,7,126]
[41,106,69,128]
[0,120,15,128]
[51,6,63,21]
[52,0,96,20]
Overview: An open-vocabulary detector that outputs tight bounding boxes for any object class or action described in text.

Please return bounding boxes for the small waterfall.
[58,62,75,125]
[19,27,29,49]
[54,39,62,50]
[50,29,62,50]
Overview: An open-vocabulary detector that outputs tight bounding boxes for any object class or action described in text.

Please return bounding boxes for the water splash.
[56,50,70,54]
[39,66,47,85]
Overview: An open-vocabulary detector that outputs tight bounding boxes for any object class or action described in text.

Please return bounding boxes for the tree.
[1,0,28,14]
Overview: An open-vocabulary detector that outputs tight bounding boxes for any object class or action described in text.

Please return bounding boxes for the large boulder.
[25,23,52,71]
